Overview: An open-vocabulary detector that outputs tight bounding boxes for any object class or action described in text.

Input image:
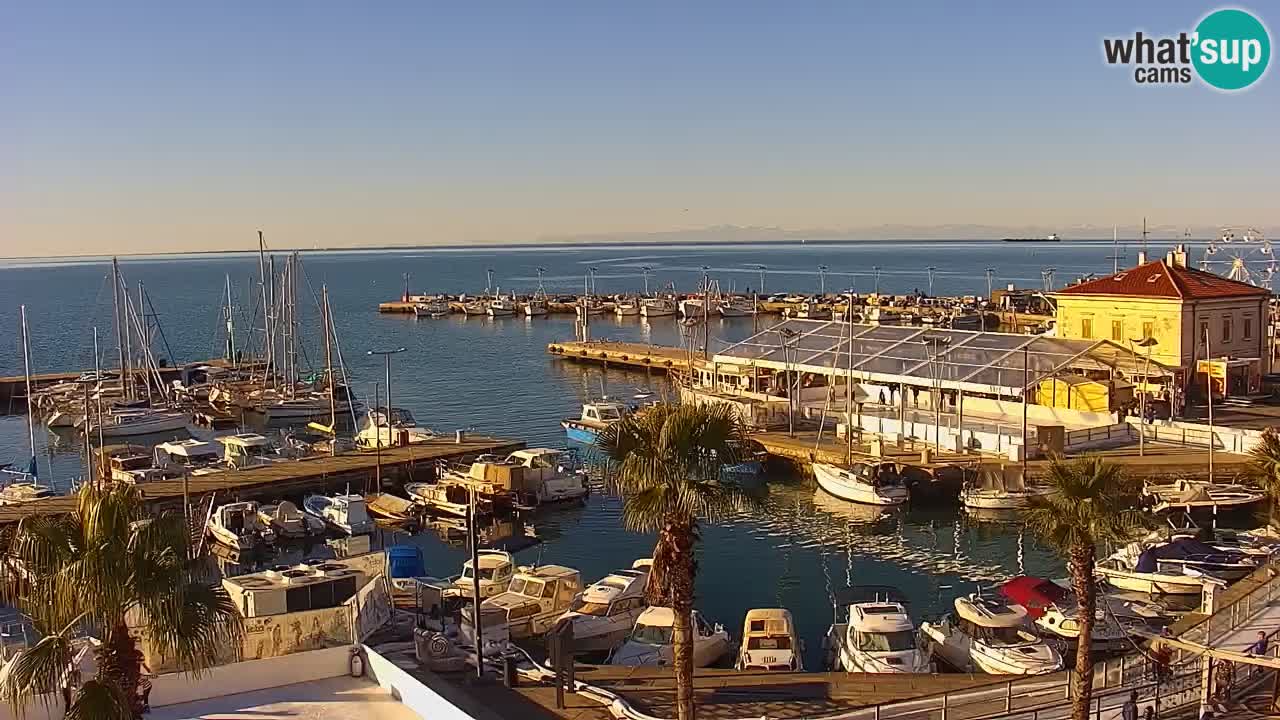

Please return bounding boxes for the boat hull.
[1095,568,1206,595]
[563,420,602,444]
[813,463,908,506]
[94,413,190,437]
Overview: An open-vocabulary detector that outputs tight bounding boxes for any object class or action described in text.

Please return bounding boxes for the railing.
[1064,423,1133,449]
[1132,423,1221,450]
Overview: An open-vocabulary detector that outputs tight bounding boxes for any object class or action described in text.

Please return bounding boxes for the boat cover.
[998,577,1067,619]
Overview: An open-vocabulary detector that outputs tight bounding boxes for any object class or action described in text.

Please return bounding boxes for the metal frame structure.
[714,319,1173,399]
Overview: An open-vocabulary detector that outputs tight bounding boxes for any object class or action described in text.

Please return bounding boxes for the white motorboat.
[405,481,493,518]
[207,501,273,551]
[504,448,589,504]
[83,409,189,438]
[154,439,224,475]
[866,306,908,325]
[1095,541,1223,596]
[218,433,280,469]
[257,500,324,538]
[0,481,54,506]
[826,587,930,673]
[557,561,651,653]
[562,400,630,444]
[614,299,642,317]
[461,565,584,648]
[610,607,732,667]
[354,407,437,449]
[813,461,909,506]
[524,298,549,317]
[961,468,1057,510]
[1142,479,1267,516]
[449,549,516,600]
[258,392,357,421]
[640,298,677,317]
[487,296,517,317]
[736,608,803,671]
[998,577,1132,649]
[921,594,1063,675]
[302,493,374,535]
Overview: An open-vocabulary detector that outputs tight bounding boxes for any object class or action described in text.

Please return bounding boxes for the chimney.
[1137,250,1148,265]
[1170,243,1188,268]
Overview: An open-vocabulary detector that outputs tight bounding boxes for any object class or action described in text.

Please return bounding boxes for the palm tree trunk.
[669,518,696,720]
[1069,544,1096,720]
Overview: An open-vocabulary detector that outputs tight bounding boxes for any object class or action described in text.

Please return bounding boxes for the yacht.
[921,594,1063,675]
[504,448,590,504]
[218,433,280,469]
[813,461,909,506]
[405,481,493,518]
[614,298,642,317]
[449,549,516,600]
[0,482,54,506]
[736,608,803,671]
[486,296,517,317]
[1141,479,1267,517]
[206,501,274,551]
[1130,537,1259,582]
[826,587,930,673]
[610,607,732,667]
[461,565,583,646]
[998,577,1132,650]
[354,407,437,449]
[154,439,224,475]
[640,298,677,317]
[302,493,374,535]
[83,409,189,438]
[562,401,630,444]
[257,500,325,538]
[557,561,651,653]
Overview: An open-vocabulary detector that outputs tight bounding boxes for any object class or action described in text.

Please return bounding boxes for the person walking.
[1121,691,1138,720]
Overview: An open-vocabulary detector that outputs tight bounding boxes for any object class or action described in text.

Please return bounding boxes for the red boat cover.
[998,576,1067,619]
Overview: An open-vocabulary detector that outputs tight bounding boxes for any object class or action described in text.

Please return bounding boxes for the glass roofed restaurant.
[708,319,1174,401]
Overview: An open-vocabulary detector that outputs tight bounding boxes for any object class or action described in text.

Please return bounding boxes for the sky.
[2,1,1278,256]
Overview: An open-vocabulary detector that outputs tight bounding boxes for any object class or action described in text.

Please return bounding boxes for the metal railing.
[1064,423,1134,449]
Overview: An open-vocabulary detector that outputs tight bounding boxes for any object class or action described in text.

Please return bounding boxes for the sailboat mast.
[93,327,100,379]
[111,258,129,399]
[138,281,152,403]
[323,284,336,443]
[20,305,36,475]
[225,274,237,364]
[845,291,854,464]
[257,231,273,387]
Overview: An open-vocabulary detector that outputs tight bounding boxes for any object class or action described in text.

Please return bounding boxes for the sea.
[0,238,1210,666]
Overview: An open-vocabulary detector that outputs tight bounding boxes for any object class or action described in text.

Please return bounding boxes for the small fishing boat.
[256,500,324,538]
[1094,542,1227,595]
[461,565,584,646]
[736,608,803,671]
[218,433,280,469]
[576,299,608,316]
[302,493,374,535]
[461,300,488,316]
[364,492,418,522]
[153,439,224,476]
[1141,479,1267,517]
[614,298,642,317]
[718,297,756,318]
[102,447,164,484]
[960,467,1056,510]
[679,297,719,319]
[406,481,493,518]
[486,296,517,317]
[921,594,1063,675]
[610,607,732,667]
[505,448,589,504]
[83,409,190,438]
[353,407,437,450]
[826,586,930,673]
[449,549,516,600]
[386,545,430,598]
[0,481,54,506]
[813,461,909,506]
[207,501,273,551]
[414,298,450,317]
[639,298,677,317]
[562,400,630,444]
[523,298,549,317]
[557,561,652,653]
[783,299,829,320]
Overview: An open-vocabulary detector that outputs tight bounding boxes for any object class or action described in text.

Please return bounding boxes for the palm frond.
[138,580,243,672]
[63,678,131,720]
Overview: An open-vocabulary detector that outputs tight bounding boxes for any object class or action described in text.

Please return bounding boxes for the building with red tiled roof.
[1054,247,1270,376]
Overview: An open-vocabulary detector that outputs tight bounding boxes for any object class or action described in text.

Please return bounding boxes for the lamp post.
[818,265,829,297]
[367,347,407,468]
[536,266,547,295]
[873,266,882,295]
[984,268,996,302]
[754,264,767,295]
[1130,336,1158,457]
[485,268,494,297]
[926,266,937,297]
[640,266,652,296]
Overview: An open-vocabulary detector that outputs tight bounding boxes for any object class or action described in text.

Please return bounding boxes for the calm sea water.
[0,239,1205,666]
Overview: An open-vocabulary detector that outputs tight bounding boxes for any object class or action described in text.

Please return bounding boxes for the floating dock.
[0,435,523,527]
[546,340,694,374]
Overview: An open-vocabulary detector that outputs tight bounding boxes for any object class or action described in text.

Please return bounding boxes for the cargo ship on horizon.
[1001,233,1061,243]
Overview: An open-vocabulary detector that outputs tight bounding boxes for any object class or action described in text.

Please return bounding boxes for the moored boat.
[736,608,803,671]
[302,493,374,535]
[826,586,930,673]
[813,461,909,506]
[921,594,1063,675]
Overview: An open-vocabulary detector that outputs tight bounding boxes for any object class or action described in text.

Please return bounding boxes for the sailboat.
[3,306,54,503]
[960,465,1056,510]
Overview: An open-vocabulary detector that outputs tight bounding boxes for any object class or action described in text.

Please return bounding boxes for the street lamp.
[873,266,882,295]
[753,264,767,295]
[926,266,937,297]
[368,347,407,450]
[640,266,652,296]
[818,265,829,296]
[536,267,547,295]
[485,268,494,297]
[1130,336,1158,457]
[984,268,996,302]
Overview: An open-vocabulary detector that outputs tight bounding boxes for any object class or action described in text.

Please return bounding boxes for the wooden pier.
[546,340,694,374]
[0,435,523,526]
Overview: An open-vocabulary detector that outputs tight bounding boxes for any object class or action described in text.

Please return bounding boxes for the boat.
[1001,234,1061,242]
[640,298,677,317]
[405,481,493,518]
[826,587,930,673]
[257,391,357,421]
[0,482,54,506]
[487,296,517,317]
[83,409,189,438]
[386,545,430,598]
[218,433,280,469]
[102,447,164,484]
[718,297,756,318]
[461,565,584,647]
[721,441,767,480]
[783,299,828,320]
[207,501,273,551]
[1141,479,1267,517]
[960,467,1056,510]
[609,607,732,667]
[679,297,719,319]
[614,299,642,317]
[461,300,487,316]
[45,409,82,428]
[364,492,418,522]
[865,306,908,325]
[562,400,630,444]
[813,461,909,506]
[1094,542,1224,595]
[256,500,324,538]
[1131,537,1259,582]
[998,577,1132,649]
[736,608,803,671]
[920,594,1063,675]
[524,298,549,317]
[354,407,437,449]
[557,561,652,653]
[153,439,224,476]
[449,549,516,599]
[302,493,374,535]
[504,448,590,504]
[414,298,450,317]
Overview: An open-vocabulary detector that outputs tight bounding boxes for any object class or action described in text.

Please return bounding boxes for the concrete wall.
[963,396,1116,429]
[363,646,470,720]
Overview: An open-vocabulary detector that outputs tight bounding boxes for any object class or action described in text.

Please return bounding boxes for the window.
[1111,320,1123,342]
[1223,318,1232,343]
[1081,318,1093,339]
[1245,317,1254,340]
[1141,321,1154,340]
[1200,321,1210,344]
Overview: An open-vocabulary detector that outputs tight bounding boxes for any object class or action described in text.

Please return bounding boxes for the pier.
[0,435,523,526]
[0,359,240,410]
[547,340,694,374]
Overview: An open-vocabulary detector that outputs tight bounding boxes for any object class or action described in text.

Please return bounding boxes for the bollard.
[455,429,466,444]
[502,656,517,688]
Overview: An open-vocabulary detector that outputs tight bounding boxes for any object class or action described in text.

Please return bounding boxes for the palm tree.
[1024,456,1143,720]
[1247,428,1280,522]
[1,484,242,720]
[598,402,753,720]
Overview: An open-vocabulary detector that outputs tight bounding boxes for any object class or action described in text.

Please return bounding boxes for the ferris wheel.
[1200,226,1276,288]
